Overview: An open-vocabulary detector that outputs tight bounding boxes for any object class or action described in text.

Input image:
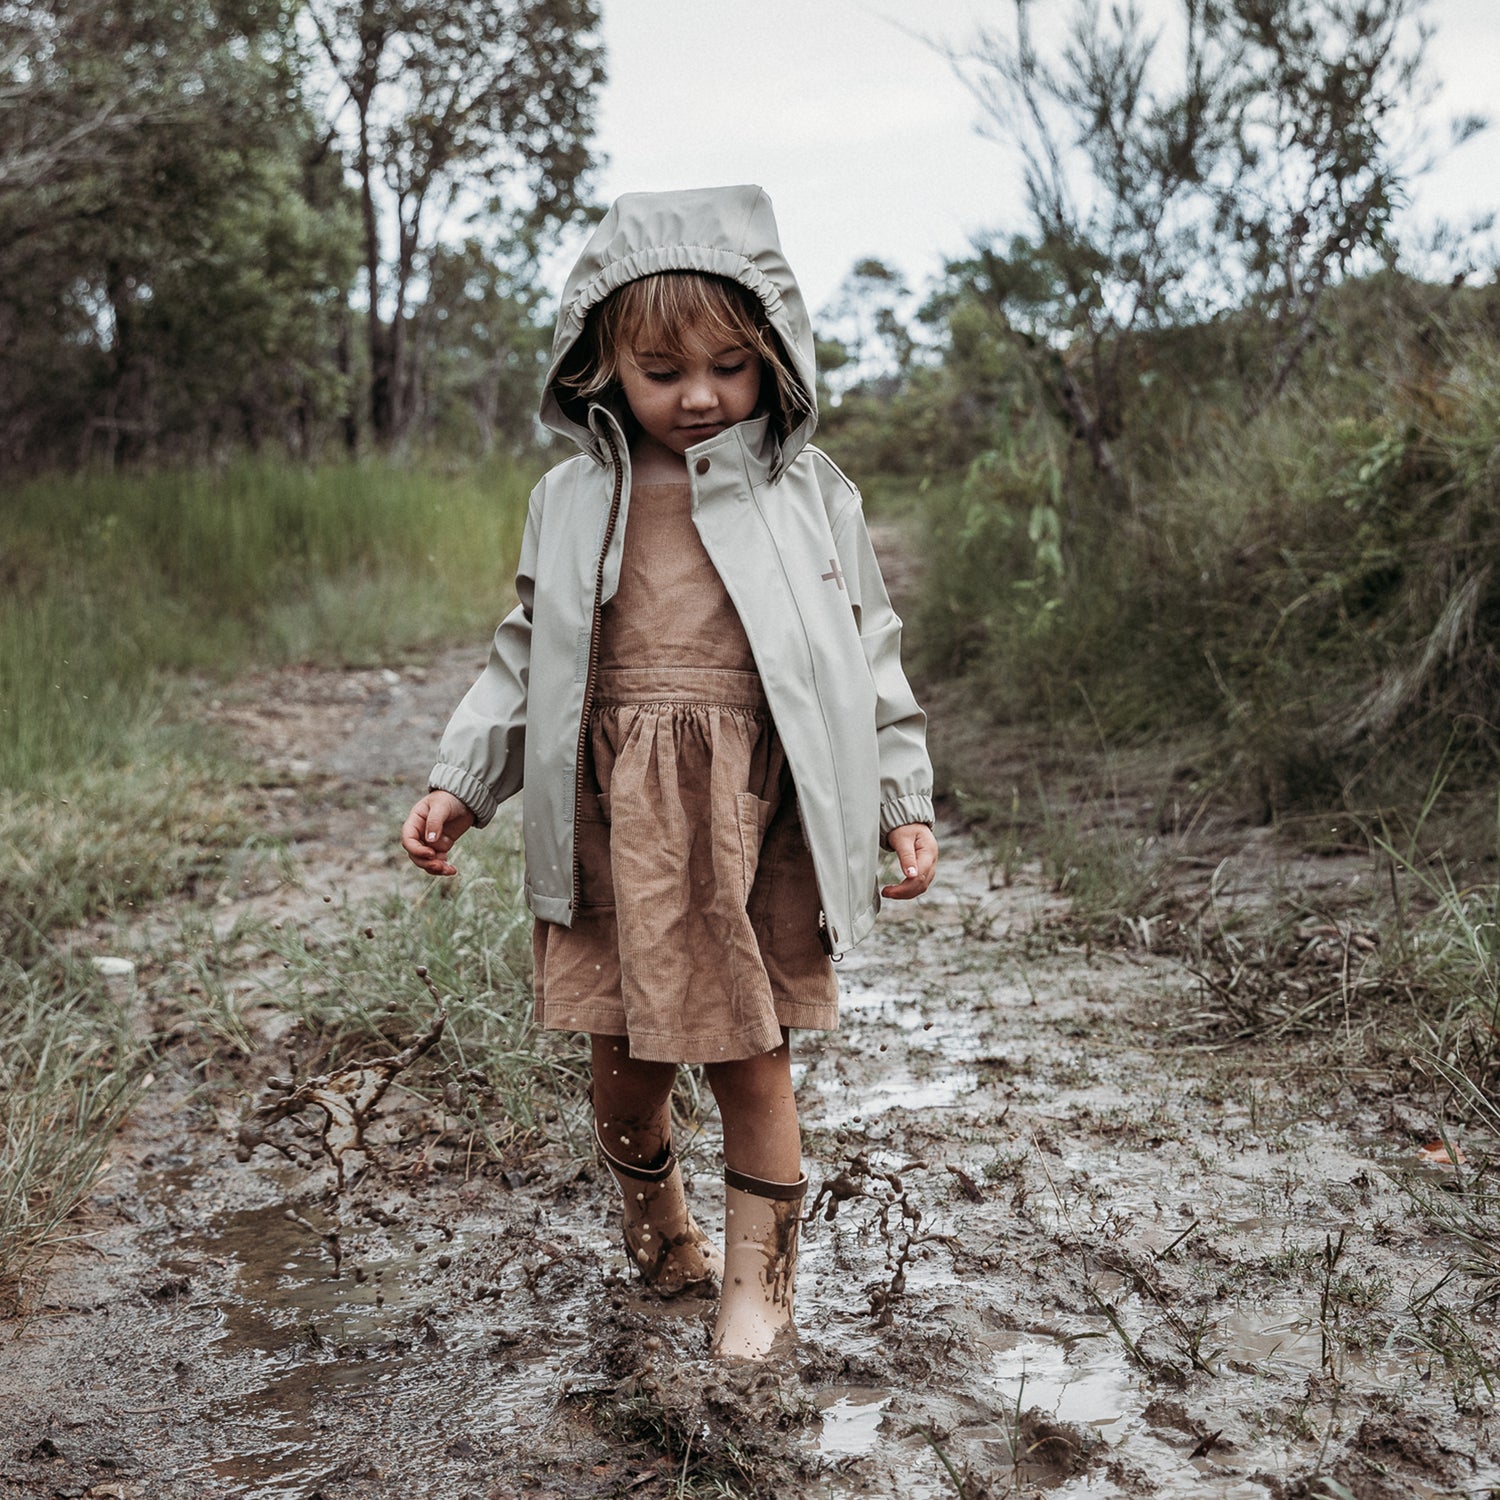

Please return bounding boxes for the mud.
[4,640,1500,1497]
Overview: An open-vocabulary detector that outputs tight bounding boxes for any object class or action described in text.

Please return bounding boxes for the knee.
[706,1049,793,1114]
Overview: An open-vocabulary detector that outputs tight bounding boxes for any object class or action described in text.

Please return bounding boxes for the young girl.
[401,185,937,1360]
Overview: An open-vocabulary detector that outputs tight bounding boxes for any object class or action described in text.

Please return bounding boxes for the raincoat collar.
[585,404,779,489]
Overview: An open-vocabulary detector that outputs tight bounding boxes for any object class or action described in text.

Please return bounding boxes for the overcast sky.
[563,0,1499,316]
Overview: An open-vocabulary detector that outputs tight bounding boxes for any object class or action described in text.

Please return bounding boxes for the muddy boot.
[595,1122,722,1297]
[710,1166,808,1360]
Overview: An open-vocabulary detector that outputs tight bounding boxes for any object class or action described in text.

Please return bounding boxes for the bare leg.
[704,1030,801,1179]
[590,1033,676,1167]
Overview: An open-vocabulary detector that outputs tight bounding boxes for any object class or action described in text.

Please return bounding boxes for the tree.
[819,257,919,397]
[303,0,604,445]
[417,228,551,452]
[949,0,1456,504]
[0,0,357,464]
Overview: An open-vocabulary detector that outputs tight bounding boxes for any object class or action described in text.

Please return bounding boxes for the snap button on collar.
[694,457,710,475]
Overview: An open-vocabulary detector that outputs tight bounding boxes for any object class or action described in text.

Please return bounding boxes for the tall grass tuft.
[1377,804,1500,1087]
[0,955,147,1314]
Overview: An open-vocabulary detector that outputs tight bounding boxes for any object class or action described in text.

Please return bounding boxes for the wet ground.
[4,640,1500,1497]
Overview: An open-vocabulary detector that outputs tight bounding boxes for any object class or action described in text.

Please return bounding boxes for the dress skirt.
[531,482,838,1063]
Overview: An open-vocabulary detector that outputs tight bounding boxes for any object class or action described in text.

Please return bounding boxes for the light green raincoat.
[429,185,933,957]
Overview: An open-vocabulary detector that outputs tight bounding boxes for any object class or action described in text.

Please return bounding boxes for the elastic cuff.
[879,792,935,846]
[427,764,498,827]
[724,1167,808,1200]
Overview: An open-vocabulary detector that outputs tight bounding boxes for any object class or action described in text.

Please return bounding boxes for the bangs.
[554,271,812,439]
[613,275,764,361]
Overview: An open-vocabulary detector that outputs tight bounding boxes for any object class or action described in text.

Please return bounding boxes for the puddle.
[815,1387,892,1456]
[985,1326,1141,1433]
[201,1346,588,1500]
[1211,1305,1418,1385]
[810,1067,981,1126]
[191,1200,441,1354]
[799,972,988,1125]
[165,1195,591,1497]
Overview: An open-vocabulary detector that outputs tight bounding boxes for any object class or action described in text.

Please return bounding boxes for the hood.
[539,184,818,475]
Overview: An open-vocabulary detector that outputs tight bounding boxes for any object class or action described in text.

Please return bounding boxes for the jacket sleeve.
[427,482,541,827]
[830,494,936,843]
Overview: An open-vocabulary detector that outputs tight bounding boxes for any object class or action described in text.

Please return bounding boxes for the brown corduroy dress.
[531,482,839,1063]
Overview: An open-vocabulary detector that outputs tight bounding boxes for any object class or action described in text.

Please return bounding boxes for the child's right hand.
[401,791,475,877]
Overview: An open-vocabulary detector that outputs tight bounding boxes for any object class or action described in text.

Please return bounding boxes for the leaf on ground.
[1417,1141,1466,1166]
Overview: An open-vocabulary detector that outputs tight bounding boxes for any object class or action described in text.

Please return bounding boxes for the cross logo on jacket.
[820,558,845,591]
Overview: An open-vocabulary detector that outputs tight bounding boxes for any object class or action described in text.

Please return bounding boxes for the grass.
[0,453,532,1300]
[2,457,530,788]
[1375,806,1500,1086]
[0,455,530,950]
[1161,803,1500,1087]
[0,753,265,968]
[235,824,586,1157]
[0,951,148,1314]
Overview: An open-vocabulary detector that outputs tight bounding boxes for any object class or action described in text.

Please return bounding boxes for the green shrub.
[911,314,1500,825]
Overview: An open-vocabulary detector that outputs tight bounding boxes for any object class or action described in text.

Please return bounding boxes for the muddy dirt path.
[4,568,1499,1498]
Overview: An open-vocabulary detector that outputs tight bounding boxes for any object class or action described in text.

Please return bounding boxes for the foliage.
[819,284,1032,477]
[0,0,358,465]
[945,0,1470,502]
[909,274,1500,821]
[305,0,604,444]
[818,257,920,396]
[0,0,604,467]
[423,235,554,455]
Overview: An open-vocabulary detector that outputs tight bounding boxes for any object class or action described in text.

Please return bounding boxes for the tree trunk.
[356,106,394,443]
[336,314,358,456]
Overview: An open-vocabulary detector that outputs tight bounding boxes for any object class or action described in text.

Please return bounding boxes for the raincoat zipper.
[569,433,626,917]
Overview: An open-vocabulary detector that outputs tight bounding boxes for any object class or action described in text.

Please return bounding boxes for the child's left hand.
[882,823,939,900]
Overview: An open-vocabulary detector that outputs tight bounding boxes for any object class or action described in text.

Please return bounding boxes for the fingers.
[400,793,472,877]
[881,823,939,901]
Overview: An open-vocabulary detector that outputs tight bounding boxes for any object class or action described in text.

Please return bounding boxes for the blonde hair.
[556,272,810,440]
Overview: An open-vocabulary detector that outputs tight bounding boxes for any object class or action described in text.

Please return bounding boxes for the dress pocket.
[575,789,615,910]
[735,791,775,900]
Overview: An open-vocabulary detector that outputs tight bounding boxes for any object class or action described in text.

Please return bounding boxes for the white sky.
[568,0,1500,316]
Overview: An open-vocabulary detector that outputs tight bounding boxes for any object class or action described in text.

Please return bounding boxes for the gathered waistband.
[594,665,768,711]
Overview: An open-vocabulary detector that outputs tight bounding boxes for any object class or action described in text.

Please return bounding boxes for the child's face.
[617,325,763,461]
